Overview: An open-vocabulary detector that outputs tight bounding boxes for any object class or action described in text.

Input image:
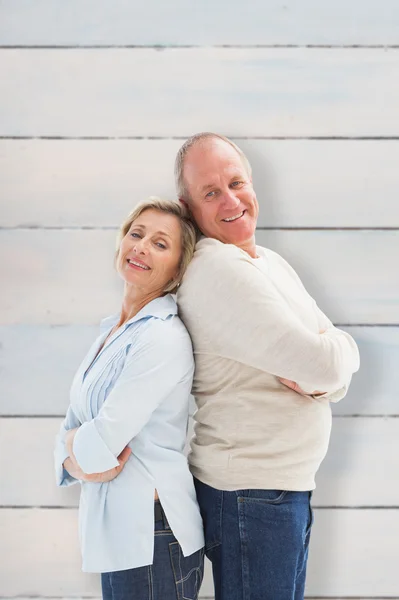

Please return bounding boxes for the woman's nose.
[133,238,149,254]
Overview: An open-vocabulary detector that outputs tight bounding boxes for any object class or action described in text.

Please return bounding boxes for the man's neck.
[235,238,257,259]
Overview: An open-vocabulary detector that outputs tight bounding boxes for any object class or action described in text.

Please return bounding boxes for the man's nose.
[222,190,240,209]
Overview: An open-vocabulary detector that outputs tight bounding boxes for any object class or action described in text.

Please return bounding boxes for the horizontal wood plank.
[256,230,399,325]
[1,326,397,416]
[1,230,398,325]
[1,0,399,46]
[1,139,399,228]
[1,508,398,596]
[1,49,399,137]
[1,417,398,507]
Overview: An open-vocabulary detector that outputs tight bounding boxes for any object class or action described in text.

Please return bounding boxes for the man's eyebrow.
[200,173,244,193]
[200,183,217,193]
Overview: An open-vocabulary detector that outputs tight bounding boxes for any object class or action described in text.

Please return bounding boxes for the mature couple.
[55,133,360,600]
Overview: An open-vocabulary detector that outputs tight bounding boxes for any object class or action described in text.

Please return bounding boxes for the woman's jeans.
[194,478,314,600]
[101,501,204,600]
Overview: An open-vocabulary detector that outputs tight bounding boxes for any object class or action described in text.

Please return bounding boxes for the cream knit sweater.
[177,238,360,491]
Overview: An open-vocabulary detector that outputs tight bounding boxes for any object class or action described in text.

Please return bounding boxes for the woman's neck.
[117,285,164,328]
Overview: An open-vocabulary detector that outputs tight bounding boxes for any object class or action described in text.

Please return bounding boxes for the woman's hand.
[63,427,132,483]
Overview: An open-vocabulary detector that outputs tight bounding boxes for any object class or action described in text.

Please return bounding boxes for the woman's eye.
[130,232,140,238]
[156,243,167,249]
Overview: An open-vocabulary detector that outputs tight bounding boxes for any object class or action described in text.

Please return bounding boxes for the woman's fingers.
[82,447,132,483]
[117,446,132,465]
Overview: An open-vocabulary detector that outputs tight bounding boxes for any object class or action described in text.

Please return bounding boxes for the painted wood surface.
[1,0,399,46]
[1,4,398,598]
[1,229,397,325]
[1,139,399,228]
[1,417,398,508]
[1,49,399,138]
[0,326,397,417]
[1,508,399,596]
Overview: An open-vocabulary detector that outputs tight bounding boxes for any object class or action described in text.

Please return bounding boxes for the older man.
[176,133,360,600]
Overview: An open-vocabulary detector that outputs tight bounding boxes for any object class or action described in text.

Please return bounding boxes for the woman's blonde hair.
[116,197,198,294]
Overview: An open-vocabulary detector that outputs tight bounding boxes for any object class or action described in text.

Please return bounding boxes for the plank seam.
[1,414,398,419]
[0,597,394,600]
[1,136,399,141]
[1,44,399,49]
[1,226,398,232]
[1,505,399,510]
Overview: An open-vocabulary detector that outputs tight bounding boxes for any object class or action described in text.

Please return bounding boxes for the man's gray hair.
[174,132,252,201]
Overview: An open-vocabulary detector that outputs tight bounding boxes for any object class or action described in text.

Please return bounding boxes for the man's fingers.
[278,377,296,389]
[278,377,308,396]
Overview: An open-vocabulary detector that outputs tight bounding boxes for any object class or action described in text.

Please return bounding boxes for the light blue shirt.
[54,294,204,573]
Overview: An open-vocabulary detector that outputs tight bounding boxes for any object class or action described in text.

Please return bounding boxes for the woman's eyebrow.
[155,230,171,239]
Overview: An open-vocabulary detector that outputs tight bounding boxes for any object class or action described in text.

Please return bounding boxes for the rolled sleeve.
[73,420,119,474]
[71,318,194,474]
[54,406,81,487]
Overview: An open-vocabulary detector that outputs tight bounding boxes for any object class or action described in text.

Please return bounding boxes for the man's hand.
[277,329,327,397]
[278,377,326,397]
[63,427,132,483]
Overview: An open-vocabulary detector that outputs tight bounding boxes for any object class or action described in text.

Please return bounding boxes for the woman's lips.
[127,259,150,270]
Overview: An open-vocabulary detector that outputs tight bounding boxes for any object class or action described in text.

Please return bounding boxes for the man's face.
[182,139,259,250]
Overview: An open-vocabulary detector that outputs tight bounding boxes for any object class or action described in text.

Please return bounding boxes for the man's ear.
[179,198,188,208]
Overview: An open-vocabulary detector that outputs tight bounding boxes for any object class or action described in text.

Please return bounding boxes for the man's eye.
[205,191,215,199]
[231,181,242,187]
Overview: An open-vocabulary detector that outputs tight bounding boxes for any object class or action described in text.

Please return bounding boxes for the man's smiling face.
[182,139,259,254]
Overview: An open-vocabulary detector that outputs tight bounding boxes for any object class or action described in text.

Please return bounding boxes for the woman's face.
[116,209,182,295]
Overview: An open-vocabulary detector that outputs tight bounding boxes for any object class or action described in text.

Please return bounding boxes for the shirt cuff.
[54,446,79,487]
[315,383,348,403]
[73,420,120,474]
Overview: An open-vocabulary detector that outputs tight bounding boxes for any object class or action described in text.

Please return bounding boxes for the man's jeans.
[194,478,314,600]
[101,501,204,600]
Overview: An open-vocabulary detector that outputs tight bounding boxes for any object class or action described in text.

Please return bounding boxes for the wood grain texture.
[1,0,399,46]
[1,49,399,137]
[1,230,398,326]
[1,508,399,596]
[2,139,399,228]
[1,326,397,417]
[2,417,398,507]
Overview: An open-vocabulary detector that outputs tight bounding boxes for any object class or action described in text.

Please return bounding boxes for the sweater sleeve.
[180,245,360,394]
[300,301,354,402]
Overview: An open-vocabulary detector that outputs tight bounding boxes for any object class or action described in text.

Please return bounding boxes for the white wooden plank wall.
[0,1,398,598]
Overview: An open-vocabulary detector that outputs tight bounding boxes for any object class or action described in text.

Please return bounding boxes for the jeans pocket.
[169,543,205,600]
[305,491,314,540]
[238,489,288,505]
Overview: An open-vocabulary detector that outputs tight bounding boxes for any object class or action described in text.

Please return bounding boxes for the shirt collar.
[100,294,177,332]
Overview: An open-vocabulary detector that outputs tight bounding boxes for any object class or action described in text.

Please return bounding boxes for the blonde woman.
[54,198,204,600]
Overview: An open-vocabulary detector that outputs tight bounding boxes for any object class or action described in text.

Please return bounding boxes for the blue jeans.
[101,502,204,600]
[194,478,313,600]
